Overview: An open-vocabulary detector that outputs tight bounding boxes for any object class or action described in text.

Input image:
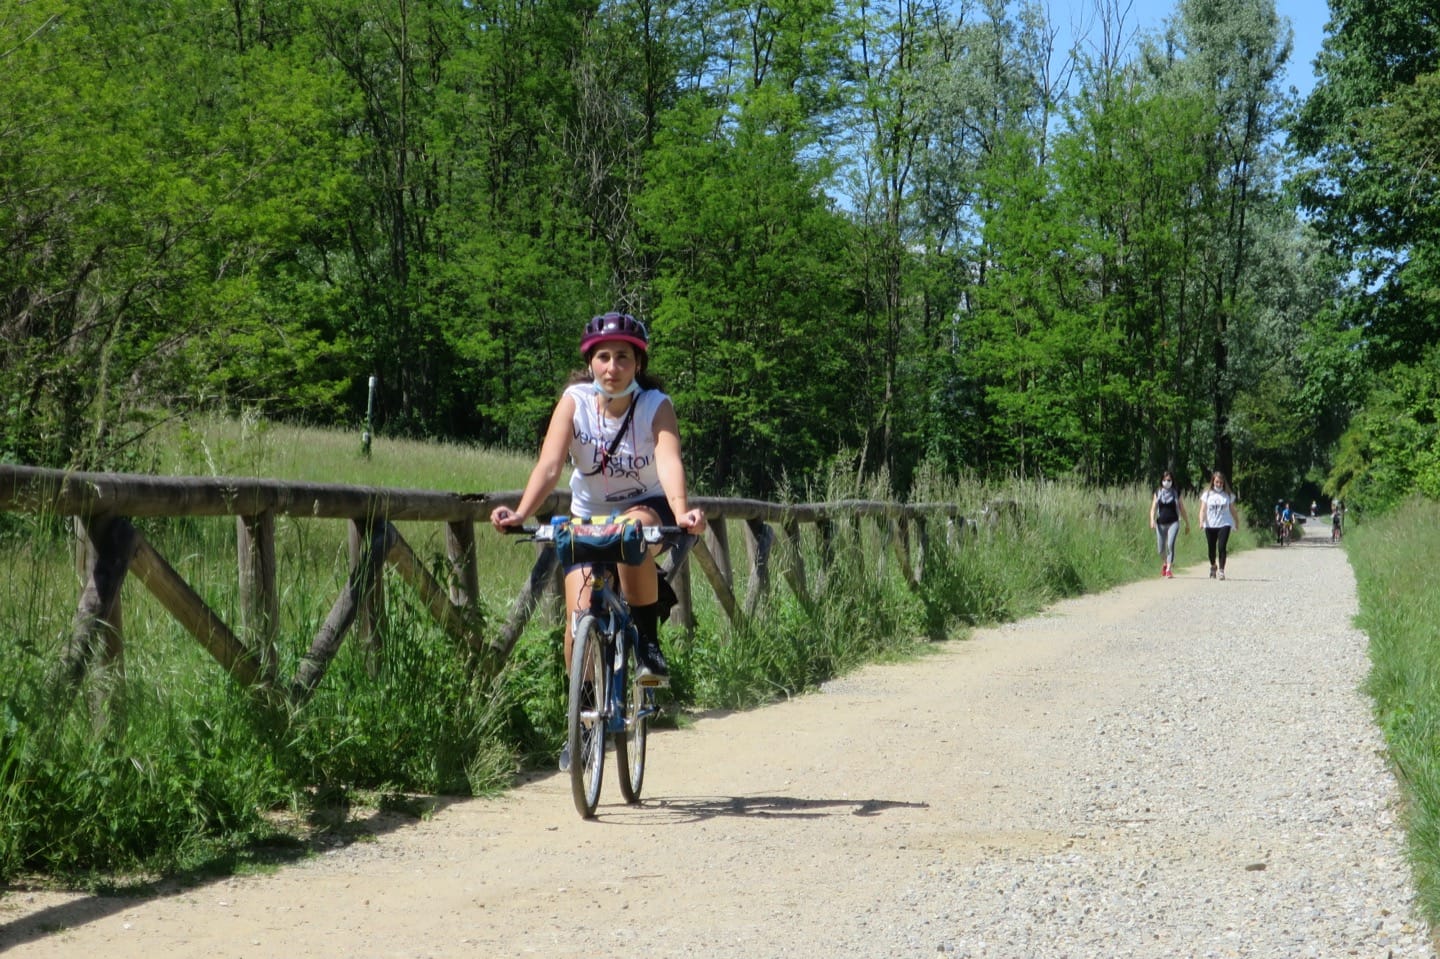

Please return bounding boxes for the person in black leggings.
[1198,471,1240,579]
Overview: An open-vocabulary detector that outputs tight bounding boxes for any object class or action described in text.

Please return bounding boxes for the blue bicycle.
[519,519,693,818]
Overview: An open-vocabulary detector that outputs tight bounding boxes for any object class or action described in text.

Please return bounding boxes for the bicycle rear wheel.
[614,630,649,804]
[568,614,606,818]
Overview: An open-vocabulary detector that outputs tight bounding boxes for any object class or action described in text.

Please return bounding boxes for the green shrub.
[1350,496,1440,923]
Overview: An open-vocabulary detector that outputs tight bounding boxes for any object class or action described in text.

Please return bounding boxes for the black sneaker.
[635,641,670,688]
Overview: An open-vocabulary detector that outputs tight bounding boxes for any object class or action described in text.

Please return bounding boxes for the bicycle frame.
[575,565,659,739]
[510,520,692,817]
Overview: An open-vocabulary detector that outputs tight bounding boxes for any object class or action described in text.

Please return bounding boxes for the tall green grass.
[1,416,543,885]
[1349,497,1440,925]
[1,424,1230,887]
[143,410,535,491]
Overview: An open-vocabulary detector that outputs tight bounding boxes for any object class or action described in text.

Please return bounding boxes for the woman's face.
[589,340,640,394]
[1211,473,1225,490]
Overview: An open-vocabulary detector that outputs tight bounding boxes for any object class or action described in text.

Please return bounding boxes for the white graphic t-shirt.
[566,383,667,518]
[1200,487,1236,528]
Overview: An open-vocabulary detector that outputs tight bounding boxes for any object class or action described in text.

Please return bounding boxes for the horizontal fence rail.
[0,465,970,714]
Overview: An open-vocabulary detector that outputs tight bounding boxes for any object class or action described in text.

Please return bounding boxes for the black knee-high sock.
[631,602,660,648]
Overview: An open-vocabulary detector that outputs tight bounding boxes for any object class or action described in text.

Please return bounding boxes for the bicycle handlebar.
[502,521,692,546]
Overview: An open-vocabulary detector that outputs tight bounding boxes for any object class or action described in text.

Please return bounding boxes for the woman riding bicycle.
[489,311,706,688]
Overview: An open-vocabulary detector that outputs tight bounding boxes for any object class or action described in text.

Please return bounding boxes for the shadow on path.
[600,793,928,826]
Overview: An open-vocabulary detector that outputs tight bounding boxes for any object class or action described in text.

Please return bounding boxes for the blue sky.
[1057,0,1329,97]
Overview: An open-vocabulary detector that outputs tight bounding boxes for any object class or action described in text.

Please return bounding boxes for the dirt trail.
[1,538,1432,958]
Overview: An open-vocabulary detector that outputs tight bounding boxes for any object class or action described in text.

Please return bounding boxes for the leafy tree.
[0,0,1367,508]
[1327,345,1440,512]
[1291,0,1440,365]
[1294,1,1440,509]
[1227,218,1349,506]
[636,0,862,494]
[1,0,355,469]
[1148,0,1292,483]
[957,0,1298,490]
[843,0,1067,483]
[1048,66,1216,482]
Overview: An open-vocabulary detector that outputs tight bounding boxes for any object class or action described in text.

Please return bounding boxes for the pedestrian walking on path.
[1149,470,1190,578]
[1199,469,1240,579]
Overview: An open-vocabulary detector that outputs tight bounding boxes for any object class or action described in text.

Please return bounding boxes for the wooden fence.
[0,464,967,710]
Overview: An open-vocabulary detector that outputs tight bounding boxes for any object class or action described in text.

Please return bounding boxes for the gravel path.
[2,534,1434,958]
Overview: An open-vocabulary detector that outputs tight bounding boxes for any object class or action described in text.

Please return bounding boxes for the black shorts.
[571,496,675,526]
[628,495,677,526]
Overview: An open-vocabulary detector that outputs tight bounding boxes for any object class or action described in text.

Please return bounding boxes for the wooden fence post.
[661,548,696,631]
[872,515,888,578]
[688,535,740,626]
[743,519,773,616]
[893,516,917,588]
[237,511,279,681]
[914,516,929,582]
[445,520,479,607]
[706,520,734,592]
[349,517,389,675]
[780,518,813,612]
[386,527,489,658]
[817,517,836,571]
[56,515,135,706]
[547,554,565,624]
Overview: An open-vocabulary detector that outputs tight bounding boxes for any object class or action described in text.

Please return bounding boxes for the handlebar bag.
[555,520,648,566]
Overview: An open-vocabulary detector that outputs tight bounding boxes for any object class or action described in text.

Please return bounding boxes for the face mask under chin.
[592,379,639,401]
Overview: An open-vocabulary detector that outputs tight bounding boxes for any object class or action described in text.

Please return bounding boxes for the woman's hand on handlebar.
[490,506,523,532]
[679,508,707,535]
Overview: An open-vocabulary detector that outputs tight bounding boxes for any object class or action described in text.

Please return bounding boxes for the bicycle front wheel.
[614,630,649,805]
[568,615,607,818]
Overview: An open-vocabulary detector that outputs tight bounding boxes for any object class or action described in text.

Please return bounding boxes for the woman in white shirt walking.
[1198,470,1240,580]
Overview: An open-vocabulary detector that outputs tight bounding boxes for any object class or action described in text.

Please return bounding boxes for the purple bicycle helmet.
[580,312,649,356]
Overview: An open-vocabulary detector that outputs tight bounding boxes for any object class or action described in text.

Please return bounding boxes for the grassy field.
[1,421,1238,888]
[1347,497,1440,927]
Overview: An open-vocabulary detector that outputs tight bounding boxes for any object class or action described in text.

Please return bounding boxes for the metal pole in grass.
[362,374,376,457]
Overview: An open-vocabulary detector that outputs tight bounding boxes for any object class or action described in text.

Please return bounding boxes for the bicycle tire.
[568,614,606,818]
[614,629,649,805]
